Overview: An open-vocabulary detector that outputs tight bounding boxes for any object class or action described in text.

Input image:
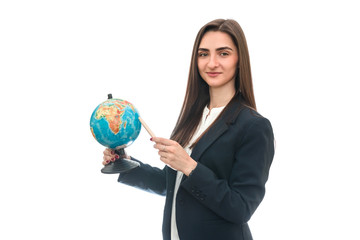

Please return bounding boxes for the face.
[197,31,238,90]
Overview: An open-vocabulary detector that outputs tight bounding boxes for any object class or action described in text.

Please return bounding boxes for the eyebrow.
[198,47,234,52]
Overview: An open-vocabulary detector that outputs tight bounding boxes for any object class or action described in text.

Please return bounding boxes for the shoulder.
[235,106,271,126]
[221,94,273,137]
[230,107,273,140]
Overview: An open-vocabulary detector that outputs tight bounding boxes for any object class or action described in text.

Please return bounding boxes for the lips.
[206,72,222,77]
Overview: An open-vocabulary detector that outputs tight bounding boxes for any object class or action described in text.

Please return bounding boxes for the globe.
[90,96,141,149]
[90,94,142,174]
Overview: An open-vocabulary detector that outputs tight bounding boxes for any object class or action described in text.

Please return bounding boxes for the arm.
[181,117,275,224]
[117,157,167,196]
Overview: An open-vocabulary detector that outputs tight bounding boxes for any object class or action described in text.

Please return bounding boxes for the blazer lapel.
[190,121,228,161]
[190,96,244,162]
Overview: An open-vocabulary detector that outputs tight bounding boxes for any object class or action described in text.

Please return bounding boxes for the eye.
[220,52,230,57]
[198,52,208,57]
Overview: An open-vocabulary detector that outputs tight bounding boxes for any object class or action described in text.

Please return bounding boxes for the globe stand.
[101,148,140,174]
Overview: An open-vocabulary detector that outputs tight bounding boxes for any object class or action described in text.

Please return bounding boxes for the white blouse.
[171,105,225,240]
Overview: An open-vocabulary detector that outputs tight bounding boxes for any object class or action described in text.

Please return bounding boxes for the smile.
[206,72,222,77]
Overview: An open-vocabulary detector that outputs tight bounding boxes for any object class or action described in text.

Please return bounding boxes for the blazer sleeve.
[181,117,274,224]
[117,157,167,196]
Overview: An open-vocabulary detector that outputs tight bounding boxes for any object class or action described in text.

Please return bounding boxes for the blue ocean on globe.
[90,98,141,149]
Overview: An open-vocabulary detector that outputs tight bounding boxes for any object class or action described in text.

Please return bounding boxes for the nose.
[207,55,219,69]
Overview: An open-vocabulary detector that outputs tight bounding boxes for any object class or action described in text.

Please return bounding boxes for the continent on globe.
[95,99,135,135]
[90,97,141,149]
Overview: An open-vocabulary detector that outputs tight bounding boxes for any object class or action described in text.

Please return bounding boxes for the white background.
[1,0,359,239]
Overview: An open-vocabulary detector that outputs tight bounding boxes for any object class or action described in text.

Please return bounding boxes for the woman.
[103,19,274,240]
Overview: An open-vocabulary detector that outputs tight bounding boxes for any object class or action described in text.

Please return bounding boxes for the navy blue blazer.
[118,95,275,240]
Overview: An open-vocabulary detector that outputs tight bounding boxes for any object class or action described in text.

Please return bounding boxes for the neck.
[208,86,236,110]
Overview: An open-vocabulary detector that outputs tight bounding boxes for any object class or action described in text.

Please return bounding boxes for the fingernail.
[111,157,116,162]
[115,155,119,159]
[150,138,153,141]
[106,160,110,164]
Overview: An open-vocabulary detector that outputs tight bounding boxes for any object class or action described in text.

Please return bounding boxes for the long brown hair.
[171,19,256,147]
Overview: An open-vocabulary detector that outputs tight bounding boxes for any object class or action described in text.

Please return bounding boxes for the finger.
[158,150,168,158]
[153,143,166,151]
[103,154,116,163]
[102,158,111,165]
[151,137,173,146]
[159,156,169,165]
[103,148,115,156]
[159,157,176,171]
[104,148,121,160]
[157,144,175,154]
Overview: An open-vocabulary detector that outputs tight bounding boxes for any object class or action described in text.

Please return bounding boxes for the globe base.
[101,158,140,174]
[101,148,140,174]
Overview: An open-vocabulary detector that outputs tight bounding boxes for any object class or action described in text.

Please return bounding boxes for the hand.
[151,137,197,176]
[102,148,129,166]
